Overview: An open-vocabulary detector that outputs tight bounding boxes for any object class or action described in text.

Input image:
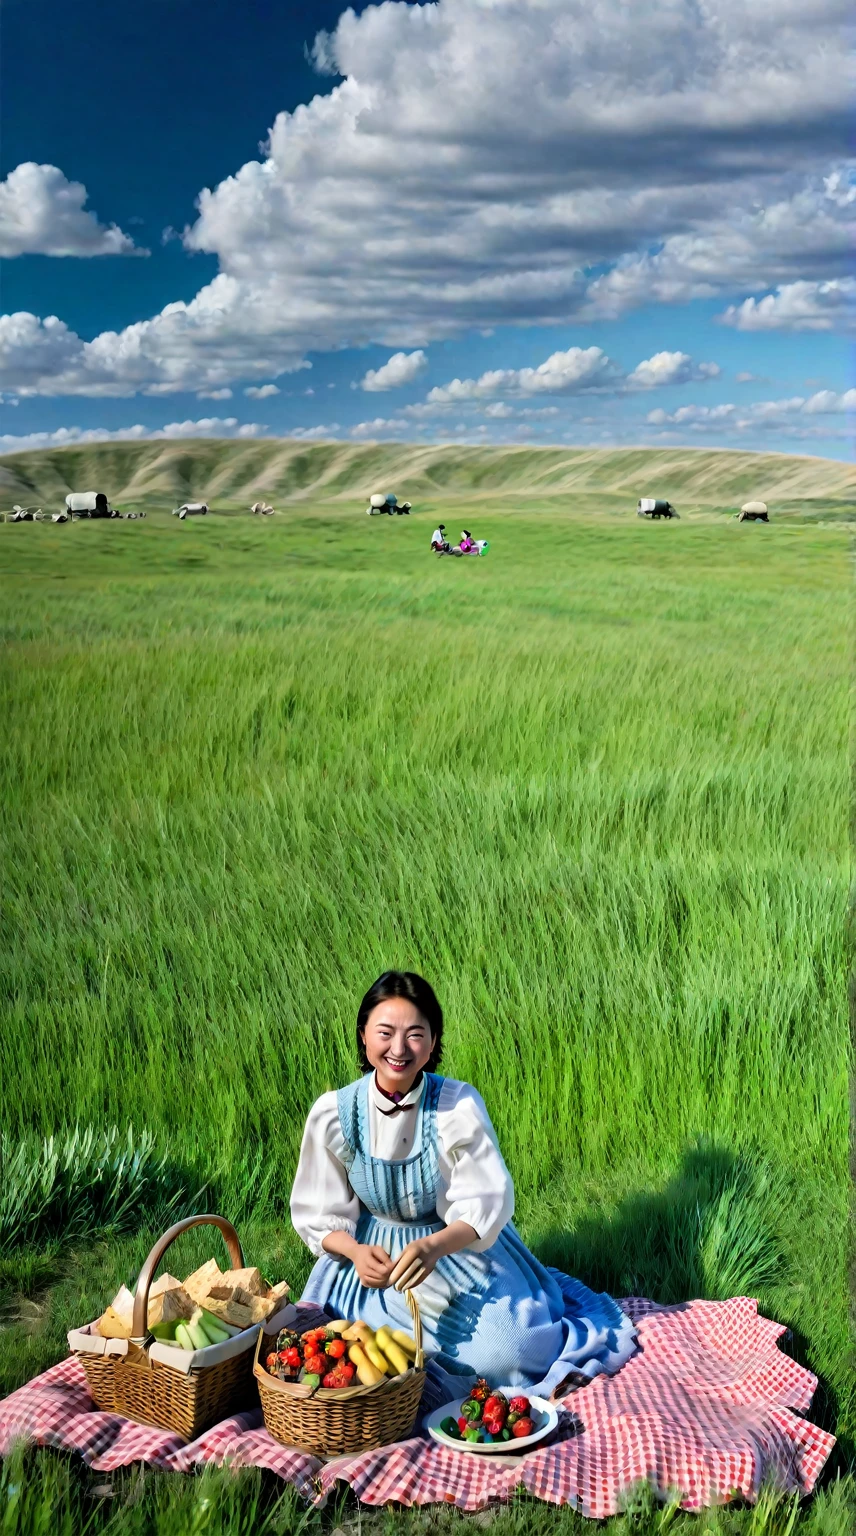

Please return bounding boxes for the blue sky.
[1,0,853,458]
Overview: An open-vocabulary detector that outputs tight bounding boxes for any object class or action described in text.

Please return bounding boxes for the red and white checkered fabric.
[0,1298,835,1517]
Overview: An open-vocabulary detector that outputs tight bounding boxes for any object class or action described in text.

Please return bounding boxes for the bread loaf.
[183,1259,224,1304]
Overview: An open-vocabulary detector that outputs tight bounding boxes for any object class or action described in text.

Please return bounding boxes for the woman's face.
[361,997,434,1093]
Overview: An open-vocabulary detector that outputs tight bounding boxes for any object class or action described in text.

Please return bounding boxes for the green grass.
[0,485,851,1528]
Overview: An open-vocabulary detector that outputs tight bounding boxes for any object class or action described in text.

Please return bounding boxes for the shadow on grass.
[530,1140,852,1474]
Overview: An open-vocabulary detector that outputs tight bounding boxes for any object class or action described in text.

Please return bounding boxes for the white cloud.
[350,417,411,440]
[0,288,314,397]
[625,352,720,389]
[426,347,620,403]
[424,346,719,406]
[648,388,856,433]
[244,383,280,398]
[1,1,850,395]
[719,278,856,333]
[578,172,856,320]
[360,350,428,391]
[0,164,144,257]
[0,418,265,455]
[287,423,340,439]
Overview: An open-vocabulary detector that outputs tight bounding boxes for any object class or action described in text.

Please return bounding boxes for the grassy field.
[2,438,855,524]
[0,444,852,1532]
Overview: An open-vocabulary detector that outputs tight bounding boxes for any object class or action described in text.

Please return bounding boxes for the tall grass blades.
[0,1127,198,1253]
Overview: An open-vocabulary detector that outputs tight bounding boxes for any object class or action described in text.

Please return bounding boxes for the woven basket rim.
[254,1328,425,1403]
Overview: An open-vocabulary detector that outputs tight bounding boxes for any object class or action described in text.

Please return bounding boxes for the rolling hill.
[1,438,854,514]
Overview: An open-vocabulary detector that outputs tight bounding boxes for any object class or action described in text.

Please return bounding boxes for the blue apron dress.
[300,1074,637,1397]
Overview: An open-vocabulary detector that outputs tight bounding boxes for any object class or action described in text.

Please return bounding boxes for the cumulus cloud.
[0,290,313,397]
[0,163,144,257]
[350,417,410,439]
[360,350,427,391]
[578,173,855,319]
[244,383,281,398]
[426,347,621,403]
[1,1,850,395]
[424,346,719,405]
[647,388,856,432]
[625,352,719,389]
[286,423,341,439]
[719,278,856,333]
[0,418,265,455]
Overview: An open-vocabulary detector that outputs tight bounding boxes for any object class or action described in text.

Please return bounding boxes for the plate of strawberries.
[425,1378,558,1454]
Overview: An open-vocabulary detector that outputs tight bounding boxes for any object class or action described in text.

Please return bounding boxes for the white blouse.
[291,1075,514,1258]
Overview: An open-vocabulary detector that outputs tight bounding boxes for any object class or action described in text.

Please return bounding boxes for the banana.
[380,1337,410,1375]
[347,1343,384,1386]
[391,1329,418,1358]
[342,1320,374,1343]
[364,1338,394,1375]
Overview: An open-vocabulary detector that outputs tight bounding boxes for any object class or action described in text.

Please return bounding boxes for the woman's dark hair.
[357,971,444,1072]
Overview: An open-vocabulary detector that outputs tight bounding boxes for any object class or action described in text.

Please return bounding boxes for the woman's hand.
[388,1221,480,1290]
[388,1237,438,1292]
[321,1230,393,1289]
[353,1244,395,1289]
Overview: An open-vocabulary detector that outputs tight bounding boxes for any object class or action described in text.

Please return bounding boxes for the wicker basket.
[255,1289,426,1457]
[72,1214,260,1439]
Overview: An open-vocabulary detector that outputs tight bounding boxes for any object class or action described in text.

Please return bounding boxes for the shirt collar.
[370,1072,426,1111]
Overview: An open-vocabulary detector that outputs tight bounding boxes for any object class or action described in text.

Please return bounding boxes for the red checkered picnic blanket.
[0,1298,834,1517]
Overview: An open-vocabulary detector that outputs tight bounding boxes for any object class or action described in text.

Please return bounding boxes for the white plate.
[425,1393,558,1454]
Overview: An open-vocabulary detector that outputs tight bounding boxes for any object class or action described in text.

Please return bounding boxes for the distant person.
[431,523,450,552]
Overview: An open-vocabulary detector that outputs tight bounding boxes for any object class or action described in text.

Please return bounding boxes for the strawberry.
[511,1417,534,1439]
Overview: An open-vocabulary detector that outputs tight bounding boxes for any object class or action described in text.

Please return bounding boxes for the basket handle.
[405,1287,424,1371]
[131,1213,244,1345]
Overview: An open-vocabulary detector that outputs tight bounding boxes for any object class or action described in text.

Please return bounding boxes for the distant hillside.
[1,438,853,512]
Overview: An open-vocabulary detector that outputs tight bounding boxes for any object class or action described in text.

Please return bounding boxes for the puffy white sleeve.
[435,1080,514,1252]
[290,1091,360,1259]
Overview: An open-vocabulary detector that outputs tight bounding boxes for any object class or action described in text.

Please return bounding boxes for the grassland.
[0,443,852,1532]
[2,438,855,524]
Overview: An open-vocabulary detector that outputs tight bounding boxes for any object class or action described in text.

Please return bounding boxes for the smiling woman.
[291,970,638,1396]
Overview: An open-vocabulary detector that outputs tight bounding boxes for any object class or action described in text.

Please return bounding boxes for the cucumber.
[174,1323,195,1352]
[200,1308,236,1338]
[199,1316,230,1345]
[187,1320,210,1351]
